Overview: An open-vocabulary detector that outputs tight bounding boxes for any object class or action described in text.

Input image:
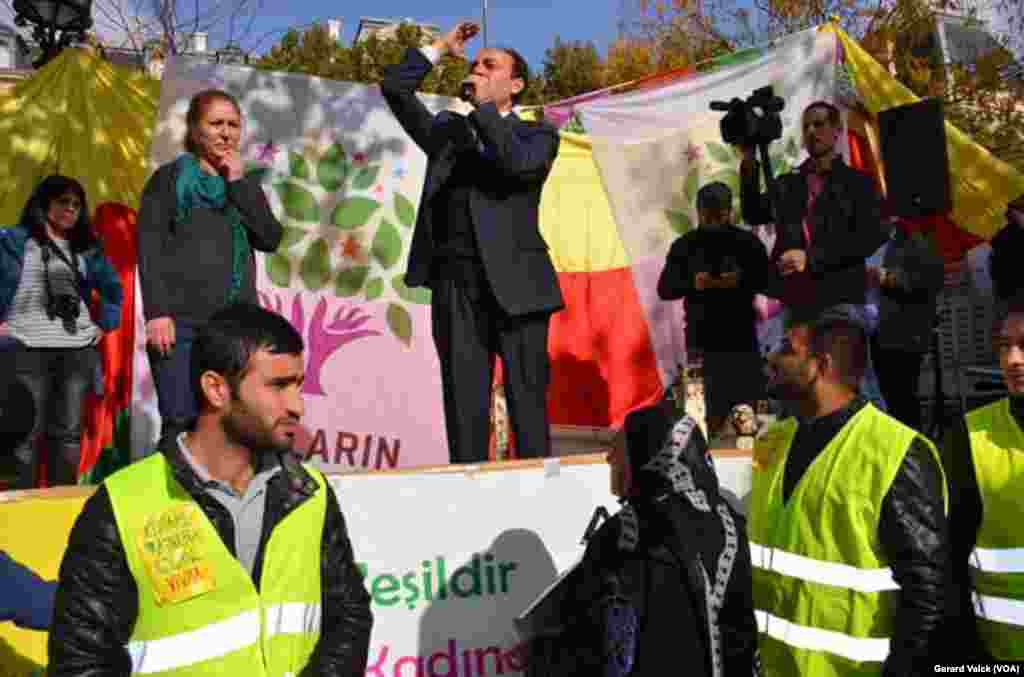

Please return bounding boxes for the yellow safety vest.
[105,453,326,675]
[749,403,945,676]
[967,398,1024,660]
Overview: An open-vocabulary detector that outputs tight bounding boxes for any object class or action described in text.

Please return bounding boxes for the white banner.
[331,454,753,675]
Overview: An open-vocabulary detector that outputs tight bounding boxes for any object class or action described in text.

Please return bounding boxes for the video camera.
[709,86,785,148]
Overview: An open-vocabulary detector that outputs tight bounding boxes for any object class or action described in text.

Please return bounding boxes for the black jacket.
[137,162,284,326]
[782,397,948,674]
[380,48,564,317]
[657,224,773,352]
[940,397,1024,663]
[740,157,887,311]
[875,225,945,353]
[47,436,373,676]
[989,219,1024,302]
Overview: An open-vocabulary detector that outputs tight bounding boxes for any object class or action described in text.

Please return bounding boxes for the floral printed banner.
[131,57,450,469]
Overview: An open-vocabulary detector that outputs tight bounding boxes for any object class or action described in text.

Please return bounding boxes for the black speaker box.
[878,97,951,218]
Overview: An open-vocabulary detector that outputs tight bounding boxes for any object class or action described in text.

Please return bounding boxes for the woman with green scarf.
[137,89,283,445]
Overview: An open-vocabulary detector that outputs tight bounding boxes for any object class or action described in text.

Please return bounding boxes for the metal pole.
[482,0,488,47]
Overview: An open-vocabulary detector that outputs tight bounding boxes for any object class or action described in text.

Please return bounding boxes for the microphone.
[459,79,476,102]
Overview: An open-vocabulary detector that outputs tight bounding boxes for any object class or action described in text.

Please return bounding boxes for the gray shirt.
[177,434,280,579]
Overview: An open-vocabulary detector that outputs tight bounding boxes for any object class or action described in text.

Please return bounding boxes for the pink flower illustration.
[685,142,702,164]
[254,141,280,163]
[258,293,381,396]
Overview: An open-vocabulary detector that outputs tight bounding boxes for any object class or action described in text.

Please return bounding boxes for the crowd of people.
[3,17,1024,677]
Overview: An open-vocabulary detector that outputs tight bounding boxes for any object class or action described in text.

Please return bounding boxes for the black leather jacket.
[782,397,948,674]
[47,436,373,676]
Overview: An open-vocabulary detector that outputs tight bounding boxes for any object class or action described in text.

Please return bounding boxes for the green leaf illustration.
[393,275,431,304]
[267,253,292,287]
[275,181,320,223]
[289,151,309,180]
[706,142,735,165]
[245,163,271,183]
[352,165,380,191]
[335,266,370,297]
[786,136,800,159]
[300,238,331,291]
[318,142,348,191]
[332,197,380,230]
[372,220,402,270]
[709,169,741,194]
[394,193,416,228]
[365,277,384,301]
[666,209,694,235]
[387,302,413,347]
[279,226,306,250]
[684,168,700,204]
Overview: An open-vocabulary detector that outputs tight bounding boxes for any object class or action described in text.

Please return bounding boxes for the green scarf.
[174,153,252,304]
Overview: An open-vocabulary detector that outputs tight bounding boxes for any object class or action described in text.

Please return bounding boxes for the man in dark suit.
[381,23,564,463]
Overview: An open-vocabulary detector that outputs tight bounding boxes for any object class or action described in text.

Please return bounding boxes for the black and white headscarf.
[617,414,739,677]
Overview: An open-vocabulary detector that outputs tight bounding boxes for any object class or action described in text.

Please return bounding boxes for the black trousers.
[431,264,552,463]
[10,345,99,488]
[871,337,925,430]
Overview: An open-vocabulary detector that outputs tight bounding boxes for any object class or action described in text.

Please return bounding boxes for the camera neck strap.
[38,237,86,300]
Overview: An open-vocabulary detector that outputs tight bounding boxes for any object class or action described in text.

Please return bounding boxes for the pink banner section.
[256,282,449,472]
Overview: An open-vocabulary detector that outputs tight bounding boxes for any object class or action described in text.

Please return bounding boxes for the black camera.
[710,86,786,148]
[47,293,81,323]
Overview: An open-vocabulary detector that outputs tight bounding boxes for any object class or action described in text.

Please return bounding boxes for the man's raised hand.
[436,22,480,59]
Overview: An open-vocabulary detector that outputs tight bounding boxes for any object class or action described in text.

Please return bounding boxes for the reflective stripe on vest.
[972,547,1024,574]
[125,603,323,674]
[974,592,1024,628]
[755,610,891,663]
[749,543,899,593]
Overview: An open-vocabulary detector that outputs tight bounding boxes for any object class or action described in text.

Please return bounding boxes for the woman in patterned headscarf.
[522,402,757,676]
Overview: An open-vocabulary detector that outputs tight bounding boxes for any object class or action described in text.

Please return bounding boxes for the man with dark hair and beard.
[49,302,373,676]
[749,308,948,676]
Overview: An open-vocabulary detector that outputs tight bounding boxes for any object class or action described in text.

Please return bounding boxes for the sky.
[245,0,624,70]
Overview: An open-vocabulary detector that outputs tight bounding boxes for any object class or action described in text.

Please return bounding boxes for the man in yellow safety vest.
[943,295,1024,661]
[750,307,948,675]
[48,302,373,675]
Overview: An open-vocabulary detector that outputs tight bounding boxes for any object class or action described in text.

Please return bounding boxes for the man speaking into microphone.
[381,22,563,463]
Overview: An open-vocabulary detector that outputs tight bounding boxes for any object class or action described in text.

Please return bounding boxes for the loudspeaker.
[879,97,951,218]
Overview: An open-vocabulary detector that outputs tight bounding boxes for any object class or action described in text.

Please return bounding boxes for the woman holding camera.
[137,89,283,444]
[0,175,123,488]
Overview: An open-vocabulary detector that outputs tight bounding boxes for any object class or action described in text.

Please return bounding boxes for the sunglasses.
[54,196,82,211]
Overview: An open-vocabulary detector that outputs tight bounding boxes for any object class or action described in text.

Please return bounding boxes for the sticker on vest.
[138,503,217,606]
[752,431,785,471]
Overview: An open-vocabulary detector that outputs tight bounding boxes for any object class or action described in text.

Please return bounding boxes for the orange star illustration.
[340,235,367,262]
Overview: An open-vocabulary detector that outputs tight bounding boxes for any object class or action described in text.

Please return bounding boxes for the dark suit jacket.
[380,48,565,317]
[741,157,887,310]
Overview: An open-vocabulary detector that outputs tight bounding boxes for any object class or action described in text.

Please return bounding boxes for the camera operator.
[658,182,772,440]
[738,101,888,313]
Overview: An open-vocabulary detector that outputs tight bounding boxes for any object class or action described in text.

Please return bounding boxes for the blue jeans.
[147,322,198,443]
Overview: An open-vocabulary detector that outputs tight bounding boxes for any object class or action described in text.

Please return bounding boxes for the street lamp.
[216,41,248,65]
[12,0,93,68]
[482,0,488,48]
